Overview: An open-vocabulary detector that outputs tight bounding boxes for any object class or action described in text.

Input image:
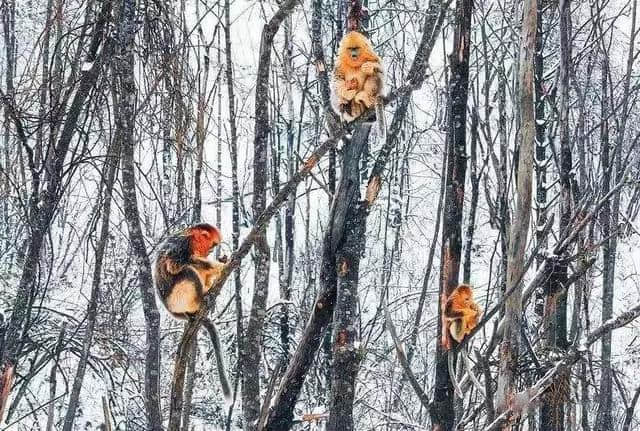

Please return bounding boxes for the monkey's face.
[188,226,221,257]
[338,31,378,69]
[349,46,361,61]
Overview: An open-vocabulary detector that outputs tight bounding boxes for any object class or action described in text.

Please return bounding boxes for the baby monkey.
[154,223,231,400]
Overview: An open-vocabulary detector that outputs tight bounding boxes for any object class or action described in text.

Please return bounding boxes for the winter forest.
[1,0,640,429]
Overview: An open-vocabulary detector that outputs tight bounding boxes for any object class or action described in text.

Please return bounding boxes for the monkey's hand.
[217,255,228,264]
[361,61,382,75]
[346,77,359,90]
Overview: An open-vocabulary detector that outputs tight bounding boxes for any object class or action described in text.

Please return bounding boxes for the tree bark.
[495,1,537,428]
[430,0,472,429]
[326,125,370,431]
[115,0,163,428]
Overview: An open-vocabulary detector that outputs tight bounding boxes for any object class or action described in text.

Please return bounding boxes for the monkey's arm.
[444,298,465,320]
[161,256,185,275]
[334,75,357,101]
[360,61,382,76]
[354,71,383,109]
[190,258,226,294]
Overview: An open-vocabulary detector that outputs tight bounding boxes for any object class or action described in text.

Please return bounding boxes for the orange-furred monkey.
[444,284,481,398]
[332,31,386,136]
[445,284,481,343]
[154,223,231,400]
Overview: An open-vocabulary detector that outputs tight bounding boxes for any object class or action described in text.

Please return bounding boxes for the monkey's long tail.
[202,318,232,402]
[447,350,464,398]
[375,100,387,141]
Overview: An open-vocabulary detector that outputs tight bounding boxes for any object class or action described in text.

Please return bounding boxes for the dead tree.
[495,0,537,428]
[429,0,473,429]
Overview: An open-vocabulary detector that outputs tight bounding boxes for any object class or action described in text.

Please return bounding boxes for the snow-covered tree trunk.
[495,0,536,427]
[115,0,163,427]
[430,0,472,428]
[327,125,370,431]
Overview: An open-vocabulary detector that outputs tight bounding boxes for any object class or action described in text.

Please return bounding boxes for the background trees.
[0,0,639,430]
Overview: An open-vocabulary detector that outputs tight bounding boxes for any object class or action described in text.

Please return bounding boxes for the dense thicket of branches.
[1,0,640,430]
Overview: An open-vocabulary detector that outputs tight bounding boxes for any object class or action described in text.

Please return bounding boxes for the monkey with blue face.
[331,31,386,137]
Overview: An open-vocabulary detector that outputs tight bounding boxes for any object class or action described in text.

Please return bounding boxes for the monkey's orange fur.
[332,31,384,120]
[186,224,222,257]
[445,284,481,344]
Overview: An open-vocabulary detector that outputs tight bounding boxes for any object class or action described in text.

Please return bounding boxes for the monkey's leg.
[448,318,465,343]
[166,280,201,314]
[201,318,232,401]
[346,101,366,121]
[336,83,357,101]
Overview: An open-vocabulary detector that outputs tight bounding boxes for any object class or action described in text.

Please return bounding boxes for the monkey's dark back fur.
[154,233,194,299]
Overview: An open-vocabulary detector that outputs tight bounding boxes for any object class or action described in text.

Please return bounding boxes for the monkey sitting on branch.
[154,223,231,400]
[331,30,386,137]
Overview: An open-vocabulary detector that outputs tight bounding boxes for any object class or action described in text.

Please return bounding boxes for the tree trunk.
[430,0,472,429]
[540,2,571,429]
[115,0,163,428]
[242,2,300,429]
[495,1,537,429]
[596,0,637,427]
[223,1,243,425]
[463,108,480,283]
[326,125,370,431]
[534,2,548,269]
